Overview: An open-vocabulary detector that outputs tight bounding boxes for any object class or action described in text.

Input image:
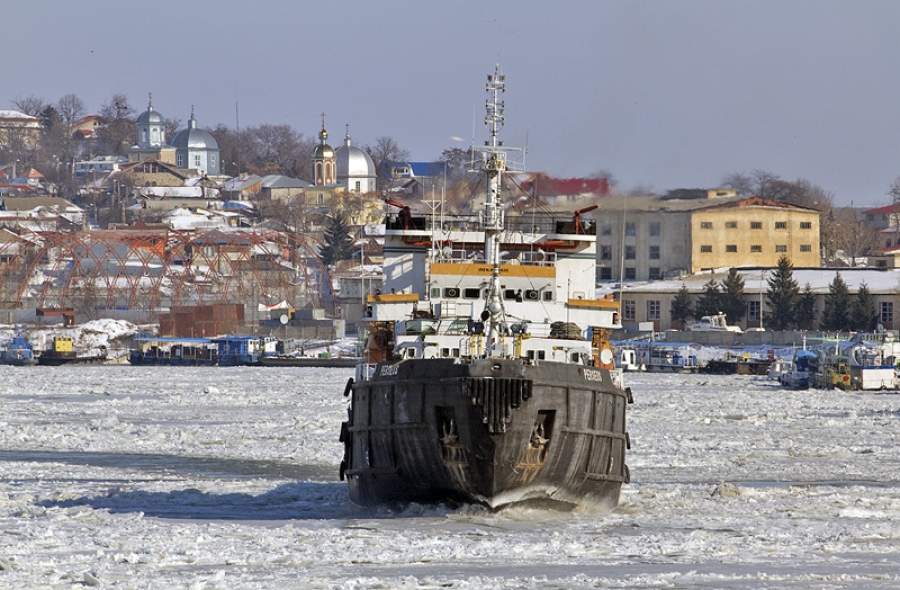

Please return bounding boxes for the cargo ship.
[340,66,632,511]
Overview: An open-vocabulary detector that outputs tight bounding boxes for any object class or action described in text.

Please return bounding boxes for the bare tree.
[248,124,308,175]
[750,170,782,200]
[830,207,880,266]
[13,94,48,117]
[99,93,135,120]
[720,171,754,195]
[164,117,182,141]
[364,136,410,191]
[441,146,475,181]
[56,94,86,126]
[887,176,900,232]
[97,93,136,156]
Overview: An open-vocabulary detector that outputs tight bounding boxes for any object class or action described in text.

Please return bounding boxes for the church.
[128,96,221,178]
[311,118,375,193]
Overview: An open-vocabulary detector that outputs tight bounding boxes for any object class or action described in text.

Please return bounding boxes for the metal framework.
[0,229,336,314]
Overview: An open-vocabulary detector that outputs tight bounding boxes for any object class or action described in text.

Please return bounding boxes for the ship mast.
[481,64,507,351]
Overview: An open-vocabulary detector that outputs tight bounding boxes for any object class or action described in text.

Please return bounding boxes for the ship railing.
[435,247,557,267]
[355,363,378,382]
[385,212,595,235]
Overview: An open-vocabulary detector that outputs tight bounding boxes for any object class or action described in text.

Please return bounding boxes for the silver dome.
[335,134,375,178]
[170,112,218,150]
[136,106,164,125]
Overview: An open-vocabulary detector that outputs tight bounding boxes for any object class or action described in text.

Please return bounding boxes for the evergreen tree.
[850,282,879,332]
[719,267,746,325]
[820,272,852,332]
[694,277,721,318]
[765,255,800,330]
[670,284,693,328]
[319,214,355,266]
[795,283,817,330]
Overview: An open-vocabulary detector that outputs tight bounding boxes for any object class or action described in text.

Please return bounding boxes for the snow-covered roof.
[622,267,900,295]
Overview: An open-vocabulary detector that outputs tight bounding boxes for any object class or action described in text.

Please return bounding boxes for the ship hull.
[342,358,630,510]
[37,354,108,366]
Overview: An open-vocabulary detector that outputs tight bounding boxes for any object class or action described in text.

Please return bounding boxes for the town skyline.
[5,1,900,206]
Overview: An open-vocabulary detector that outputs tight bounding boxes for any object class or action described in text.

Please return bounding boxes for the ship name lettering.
[582,368,604,382]
[380,364,400,377]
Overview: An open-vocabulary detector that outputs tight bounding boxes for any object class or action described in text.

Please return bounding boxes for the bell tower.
[312,113,336,186]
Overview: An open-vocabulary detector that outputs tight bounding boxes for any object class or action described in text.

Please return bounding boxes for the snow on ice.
[2,355,900,587]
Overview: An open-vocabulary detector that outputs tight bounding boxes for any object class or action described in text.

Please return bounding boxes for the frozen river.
[2,365,900,588]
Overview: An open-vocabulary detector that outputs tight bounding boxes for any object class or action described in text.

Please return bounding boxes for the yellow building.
[690,197,820,271]
[594,193,820,281]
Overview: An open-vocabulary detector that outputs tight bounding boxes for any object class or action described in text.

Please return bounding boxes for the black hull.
[37,355,108,366]
[342,358,631,510]
[260,356,359,368]
[128,356,218,366]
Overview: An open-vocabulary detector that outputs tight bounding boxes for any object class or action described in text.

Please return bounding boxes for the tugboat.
[37,335,108,366]
[1,335,37,366]
[340,66,632,511]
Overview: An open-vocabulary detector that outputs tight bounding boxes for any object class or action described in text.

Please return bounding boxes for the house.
[71,115,107,140]
[867,243,900,268]
[0,110,42,149]
[74,156,128,181]
[222,175,263,200]
[594,193,821,281]
[383,161,449,200]
[259,175,310,201]
[863,204,900,231]
[517,173,610,207]
[163,207,241,231]
[115,159,191,189]
[0,197,85,230]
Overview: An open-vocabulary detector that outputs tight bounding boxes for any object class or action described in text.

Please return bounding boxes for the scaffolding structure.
[0,229,336,318]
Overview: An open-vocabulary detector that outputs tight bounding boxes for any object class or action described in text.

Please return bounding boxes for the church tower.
[135,94,165,149]
[129,93,176,164]
[312,115,336,186]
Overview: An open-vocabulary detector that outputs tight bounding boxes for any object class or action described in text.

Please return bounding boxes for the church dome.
[136,101,164,125]
[313,125,334,159]
[313,143,335,159]
[335,133,375,178]
[170,110,218,150]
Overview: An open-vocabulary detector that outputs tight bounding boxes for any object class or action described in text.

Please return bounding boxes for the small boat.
[687,312,742,333]
[210,335,273,366]
[1,336,37,366]
[340,66,632,511]
[701,355,772,375]
[779,349,816,389]
[618,348,644,371]
[766,357,792,382]
[635,343,699,373]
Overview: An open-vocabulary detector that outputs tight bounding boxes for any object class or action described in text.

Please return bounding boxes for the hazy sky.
[4,1,899,206]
